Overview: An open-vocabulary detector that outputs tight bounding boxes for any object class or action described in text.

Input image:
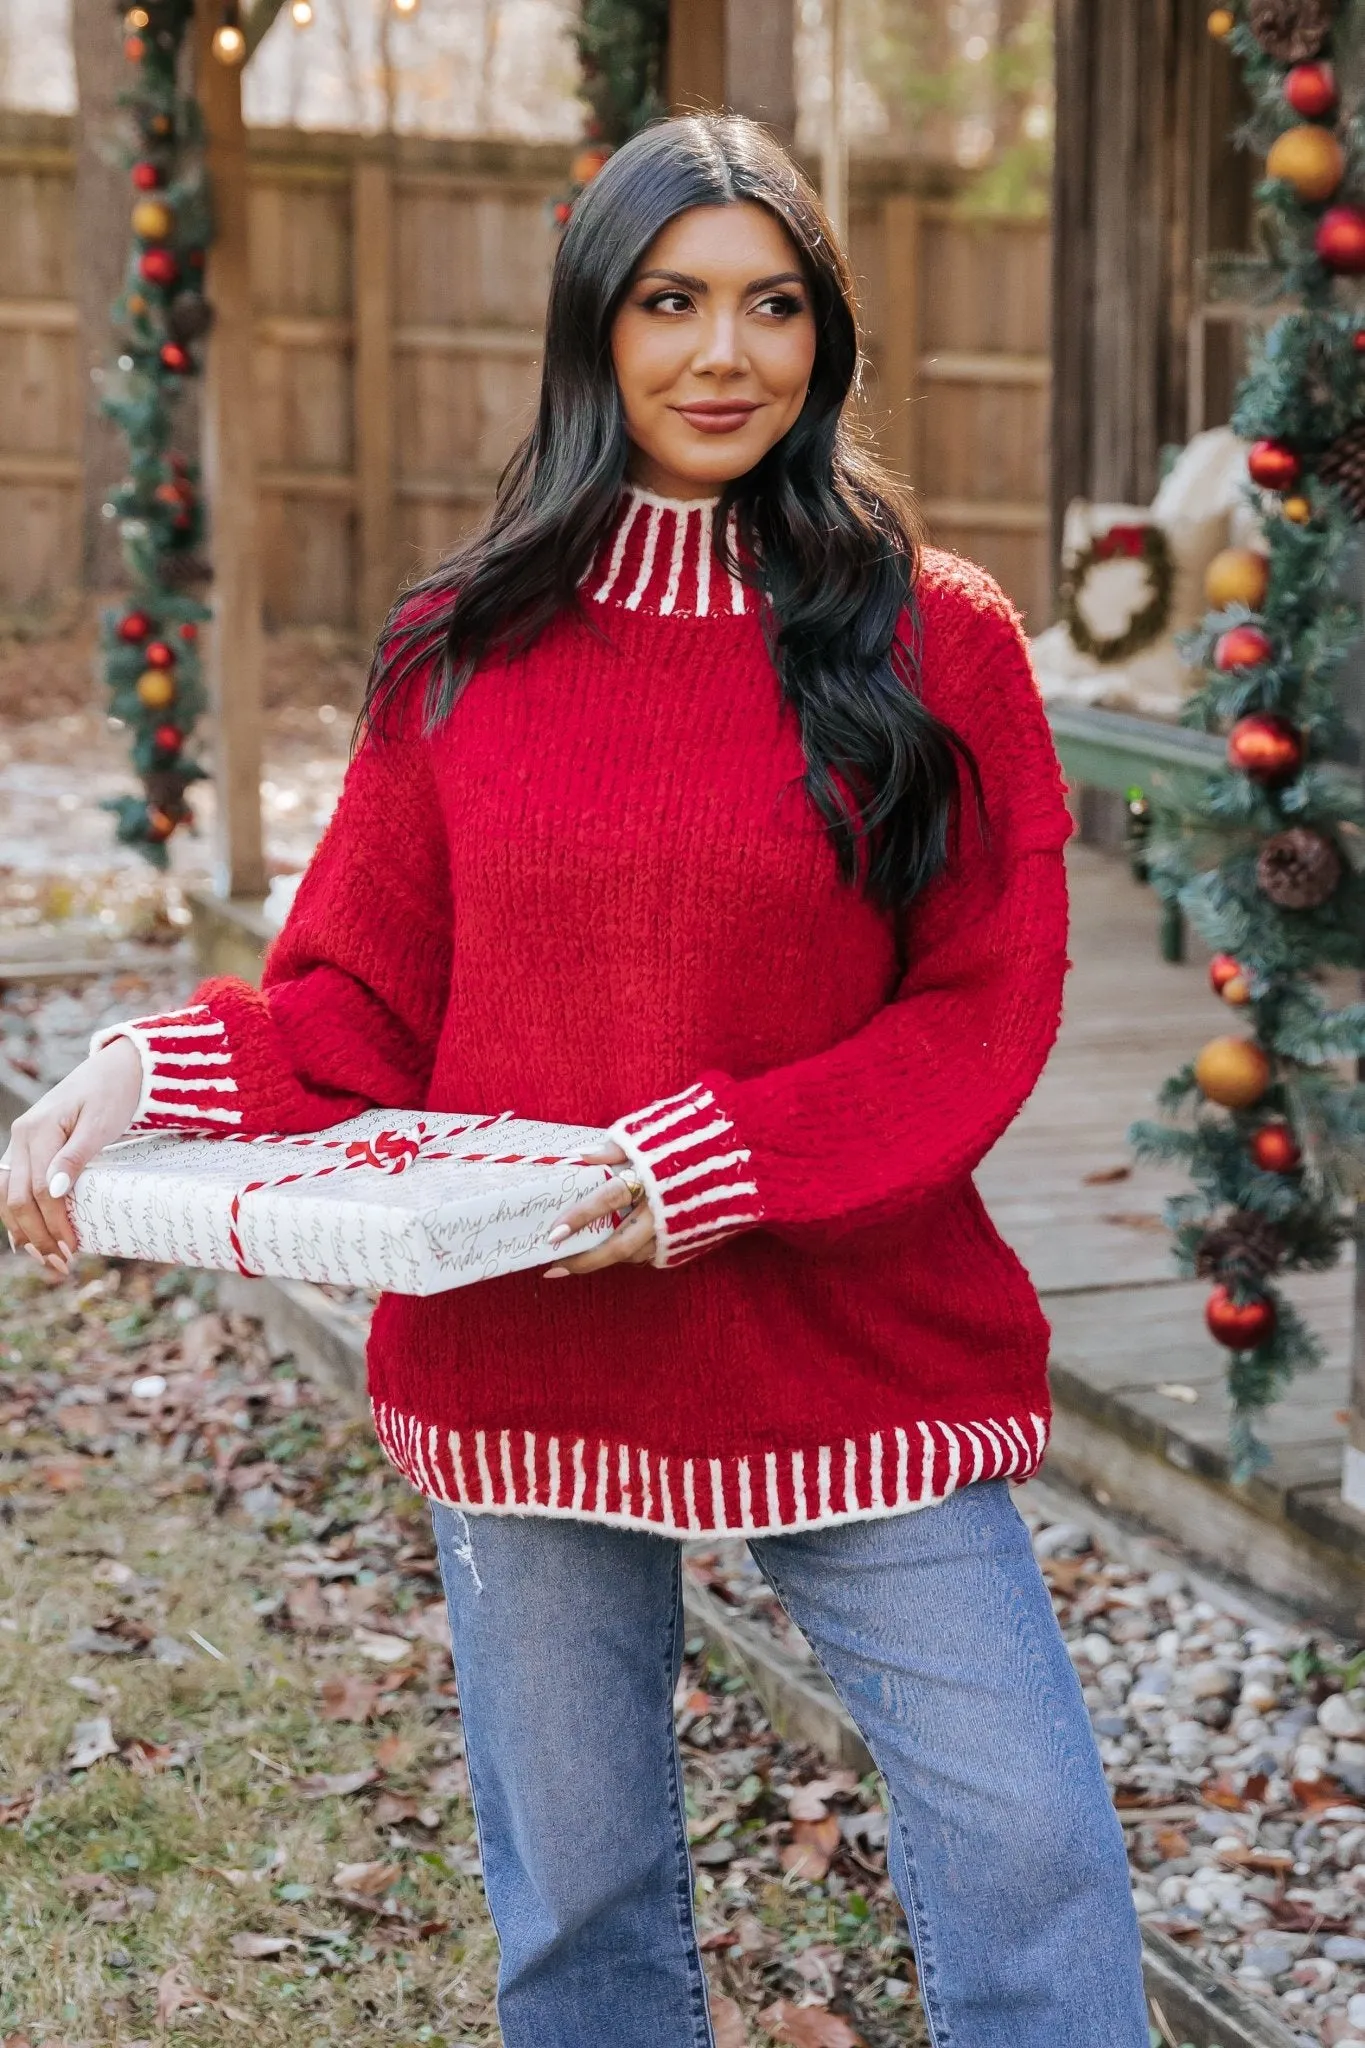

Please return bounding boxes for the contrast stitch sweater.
[94,486,1074,1537]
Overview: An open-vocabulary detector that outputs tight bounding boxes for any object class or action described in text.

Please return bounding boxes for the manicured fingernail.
[5,1232,15,1253]
[46,1254,68,1275]
[543,1265,569,1279]
[47,1171,71,1199]
[24,1244,45,1264]
[546,1224,571,1245]
[57,1240,74,1261]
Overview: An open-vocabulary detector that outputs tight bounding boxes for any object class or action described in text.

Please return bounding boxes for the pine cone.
[1315,420,1365,519]
[1257,826,1343,909]
[1196,1211,1285,1287]
[1248,0,1334,60]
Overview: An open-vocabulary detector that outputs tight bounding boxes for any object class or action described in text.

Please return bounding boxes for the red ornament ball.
[117,610,151,644]
[1316,205,1365,273]
[138,248,179,289]
[552,200,573,226]
[131,161,164,192]
[159,341,192,374]
[178,621,198,643]
[1214,624,1274,671]
[1251,1122,1302,1173]
[143,640,175,669]
[1208,953,1251,1004]
[124,33,145,59]
[1355,331,1365,353]
[1284,60,1337,115]
[1227,712,1304,783]
[1205,1285,1277,1350]
[1248,439,1301,491]
[152,723,183,754]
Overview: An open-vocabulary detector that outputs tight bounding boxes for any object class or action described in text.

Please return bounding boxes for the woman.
[3,115,1146,2048]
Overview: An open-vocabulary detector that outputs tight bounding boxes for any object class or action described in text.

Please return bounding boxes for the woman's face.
[610,200,818,500]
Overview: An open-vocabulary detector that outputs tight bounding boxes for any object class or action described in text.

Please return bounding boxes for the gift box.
[68,1109,618,1295]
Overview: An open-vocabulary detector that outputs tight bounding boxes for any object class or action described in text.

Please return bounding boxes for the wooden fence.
[0,114,1052,631]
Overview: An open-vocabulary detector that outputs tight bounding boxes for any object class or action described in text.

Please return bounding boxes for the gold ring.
[617,1166,645,1209]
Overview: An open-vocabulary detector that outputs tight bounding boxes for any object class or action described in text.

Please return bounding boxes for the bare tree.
[71,0,132,589]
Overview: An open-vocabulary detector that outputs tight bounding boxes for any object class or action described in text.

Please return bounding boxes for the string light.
[124,6,150,26]
[291,0,314,21]
[211,3,247,62]
[393,0,419,16]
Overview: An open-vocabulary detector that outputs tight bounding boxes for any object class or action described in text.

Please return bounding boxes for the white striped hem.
[608,1080,761,1268]
[372,1403,1050,1536]
[91,1005,243,1133]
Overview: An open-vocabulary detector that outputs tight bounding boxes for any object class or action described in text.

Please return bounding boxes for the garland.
[1058,521,1175,664]
[554,0,670,226]
[1130,0,1365,1478]
[99,0,214,868]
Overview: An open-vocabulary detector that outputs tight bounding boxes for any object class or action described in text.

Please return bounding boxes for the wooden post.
[667,0,726,113]
[195,19,266,901]
[880,194,921,492]
[352,151,396,644]
[821,0,848,241]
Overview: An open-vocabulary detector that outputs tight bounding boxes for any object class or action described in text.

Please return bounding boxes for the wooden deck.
[981,846,1365,1621]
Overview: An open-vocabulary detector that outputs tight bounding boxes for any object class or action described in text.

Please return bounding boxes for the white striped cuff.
[90,1003,243,1135]
[608,1081,762,1268]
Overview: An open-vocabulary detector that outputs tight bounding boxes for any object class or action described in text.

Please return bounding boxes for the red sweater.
[97,487,1073,1536]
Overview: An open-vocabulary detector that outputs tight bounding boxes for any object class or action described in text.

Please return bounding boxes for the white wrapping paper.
[69,1109,618,1295]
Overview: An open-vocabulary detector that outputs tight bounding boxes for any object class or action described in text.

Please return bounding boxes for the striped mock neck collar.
[583,485,753,619]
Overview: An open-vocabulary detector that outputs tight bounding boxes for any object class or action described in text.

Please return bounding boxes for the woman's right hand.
[0,1037,145,1273]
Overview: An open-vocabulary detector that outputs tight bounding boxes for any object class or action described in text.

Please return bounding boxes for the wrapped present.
[68,1109,619,1295]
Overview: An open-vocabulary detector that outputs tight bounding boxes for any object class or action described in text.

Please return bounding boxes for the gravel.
[688,1494,1365,2046]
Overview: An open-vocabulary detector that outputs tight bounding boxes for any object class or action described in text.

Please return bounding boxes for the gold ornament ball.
[1283,494,1312,523]
[1265,123,1345,202]
[1204,546,1269,610]
[131,198,174,241]
[1208,5,1235,35]
[1194,1035,1271,1109]
[136,668,176,710]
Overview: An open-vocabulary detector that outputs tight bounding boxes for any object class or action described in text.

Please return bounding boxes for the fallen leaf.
[123,1737,191,1774]
[1083,1163,1131,1184]
[1267,1896,1353,1934]
[698,1927,739,1951]
[155,1963,213,2024]
[67,1715,119,1772]
[86,1896,129,1923]
[427,1758,470,1800]
[373,1791,437,1827]
[785,1773,857,1821]
[1152,1827,1191,1860]
[732,1911,771,1954]
[353,1627,413,1664]
[284,1580,330,1632]
[712,1993,749,2047]
[179,1311,232,1373]
[230,1933,301,1959]
[0,1788,37,1827]
[60,1872,114,1895]
[332,1859,401,1897]
[1218,1845,1293,1872]
[1099,1210,1166,1233]
[1200,1775,1247,1812]
[319,1673,383,1723]
[296,1766,379,1800]
[374,1732,413,1771]
[758,2001,864,2047]
[779,1815,841,1882]
[407,1600,453,1650]
[40,1460,86,1493]
[1291,1775,1364,1814]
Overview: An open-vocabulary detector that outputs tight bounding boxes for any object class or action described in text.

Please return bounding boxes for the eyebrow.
[634,267,807,294]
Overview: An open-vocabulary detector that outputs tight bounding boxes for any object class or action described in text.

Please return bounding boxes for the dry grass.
[0,1252,926,2048]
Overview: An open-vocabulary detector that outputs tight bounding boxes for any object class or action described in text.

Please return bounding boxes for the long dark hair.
[364,113,977,912]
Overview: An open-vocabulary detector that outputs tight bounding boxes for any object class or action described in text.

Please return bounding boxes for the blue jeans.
[432,1480,1147,2048]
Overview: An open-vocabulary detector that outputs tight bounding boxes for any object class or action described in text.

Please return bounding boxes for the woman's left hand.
[543,1142,656,1276]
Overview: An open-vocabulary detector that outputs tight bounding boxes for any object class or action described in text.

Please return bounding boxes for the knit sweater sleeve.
[609,569,1074,1266]
[91,724,452,1135]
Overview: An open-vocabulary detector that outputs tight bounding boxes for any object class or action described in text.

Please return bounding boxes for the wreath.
[1059,521,1175,665]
